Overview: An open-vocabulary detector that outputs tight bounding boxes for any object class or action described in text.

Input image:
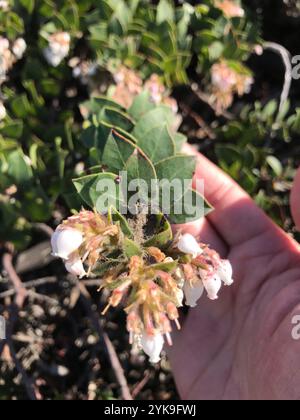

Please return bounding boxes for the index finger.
[185,145,287,248]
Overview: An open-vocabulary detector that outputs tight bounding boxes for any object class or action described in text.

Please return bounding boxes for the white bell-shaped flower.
[217,260,234,286]
[51,228,83,260]
[141,333,164,363]
[43,47,63,67]
[177,234,203,259]
[12,38,27,59]
[65,256,86,278]
[183,280,204,308]
[201,270,222,300]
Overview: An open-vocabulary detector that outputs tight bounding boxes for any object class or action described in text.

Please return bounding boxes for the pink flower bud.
[51,228,83,260]
[141,332,164,363]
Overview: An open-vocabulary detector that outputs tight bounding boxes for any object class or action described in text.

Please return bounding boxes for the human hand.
[169,147,300,400]
[291,167,300,229]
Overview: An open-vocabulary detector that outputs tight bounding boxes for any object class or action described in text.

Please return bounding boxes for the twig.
[77,281,133,401]
[131,370,151,399]
[180,102,216,140]
[2,253,27,308]
[5,305,40,400]
[103,332,133,401]
[82,279,103,287]
[1,253,41,400]
[0,276,57,300]
[263,41,292,117]
[32,223,54,238]
[27,290,59,306]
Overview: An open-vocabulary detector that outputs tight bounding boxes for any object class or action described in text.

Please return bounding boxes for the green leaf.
[1,121,23,139]
[144,214,173,248]
[136,123,175,164]
[157,0,175,24]
[128,91,156,120]
[80,123,111,152]
[132,107,175,140]
[266,156,283,177]
[151,260,177,272]
[73,172,124,211]
[7,149,33,185]
[81,96,125,116]
[102,130,136,173]
[123,237,143,258]
[124,151,157,203]
[169,189,212,224]
[173,132,187,152]
[100,106,135,132]
[108,206,133,238]
[155,155,196,184]
[92,260,120,277]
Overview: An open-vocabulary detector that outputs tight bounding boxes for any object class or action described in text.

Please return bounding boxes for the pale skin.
[169,148,300,400]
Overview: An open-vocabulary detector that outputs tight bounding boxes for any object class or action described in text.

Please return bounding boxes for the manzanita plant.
[51,92,234,363]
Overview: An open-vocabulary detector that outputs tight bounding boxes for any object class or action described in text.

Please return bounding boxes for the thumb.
[291,167,300,230]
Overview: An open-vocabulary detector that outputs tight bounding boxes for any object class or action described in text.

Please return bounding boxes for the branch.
[263,41,292,117]
[2,253,27,308]
[0,276,57,300]
[103,332,133,401]
[180,102,216,140]
[77,282,133,401]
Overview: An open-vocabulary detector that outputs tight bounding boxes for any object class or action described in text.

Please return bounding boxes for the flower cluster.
[43,32,71,67]
[177,233,233,307]
[214,0,245,18]
[0,36,26,84]
[111,66,179,115]
[210,60,253,112]
[51,210,122,278]
[51,211,234,364]
[69,57,98,86]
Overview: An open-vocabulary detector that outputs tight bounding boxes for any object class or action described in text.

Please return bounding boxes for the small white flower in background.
[65,255,86,278]
[0,101,6,120]
[51,227,83,260]
[183,279,204,308]
[44,32,71,67]
[254,44,264,56]
[12,38,27,59]
[0,0,9,11]
[177,233,203,259]
[140,333,164,363]
[0,36,26,82]
[217,259,234,286]
[200,269,222,300]
[0,36,13,80]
